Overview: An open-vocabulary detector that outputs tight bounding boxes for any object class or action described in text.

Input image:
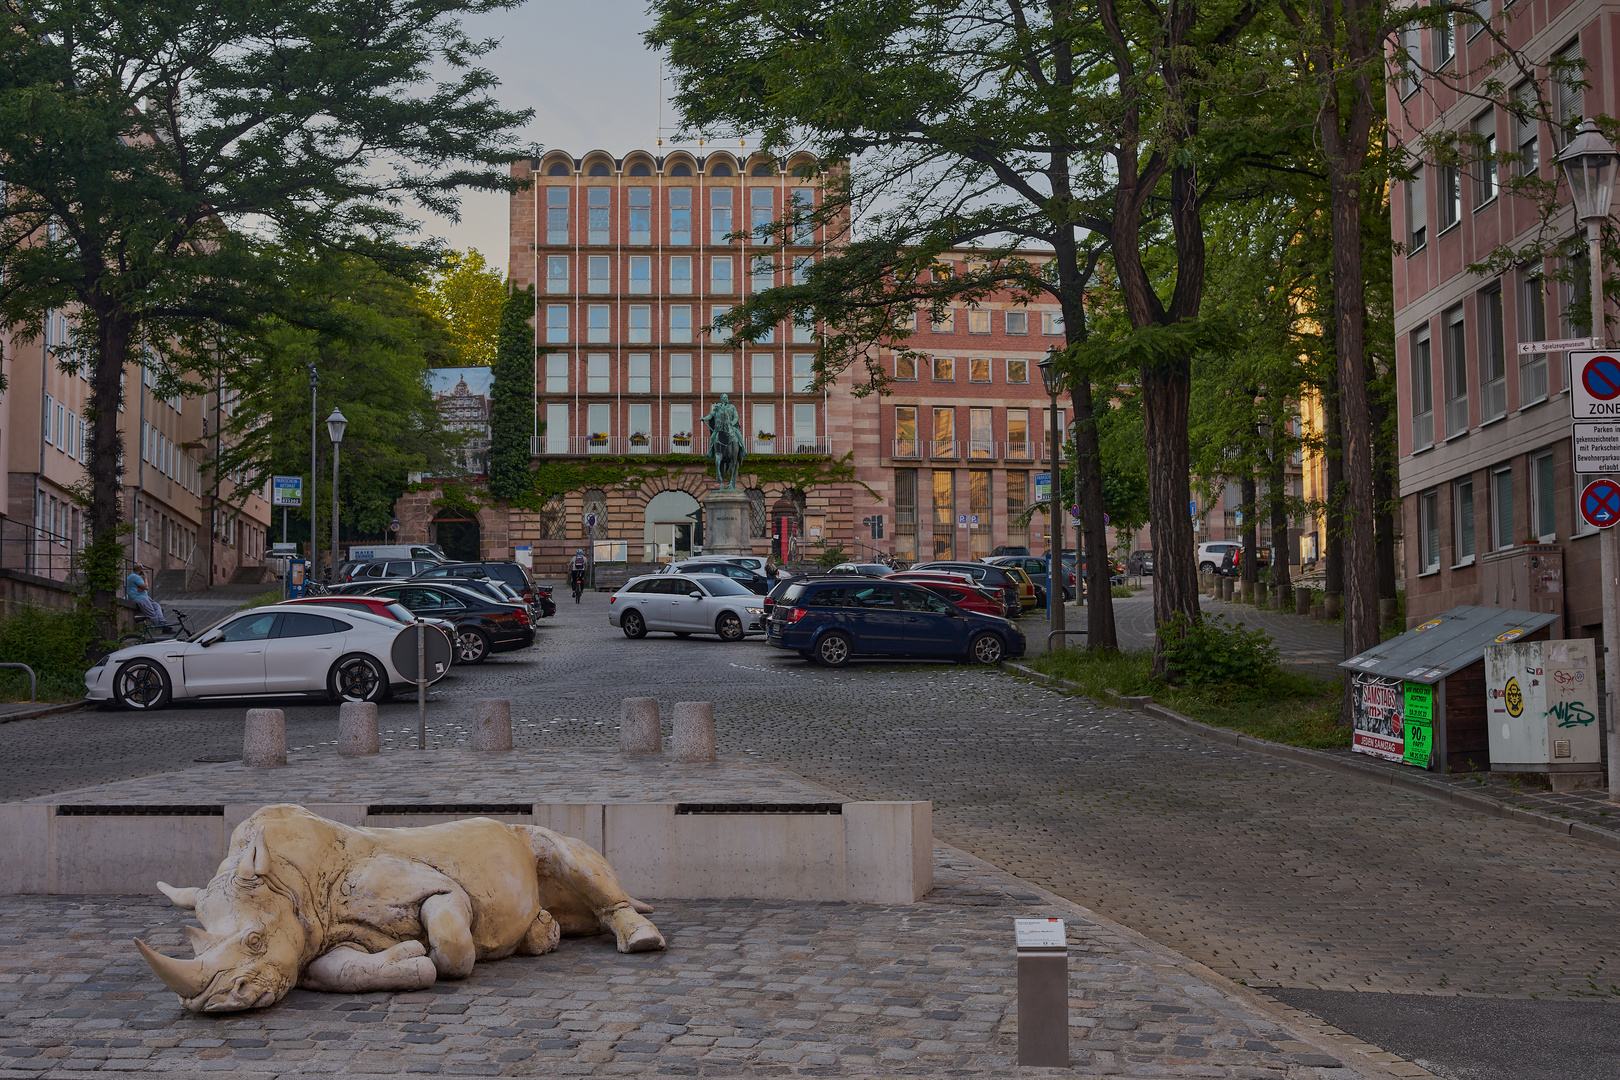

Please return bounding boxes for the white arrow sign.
[1518,337,1594,355]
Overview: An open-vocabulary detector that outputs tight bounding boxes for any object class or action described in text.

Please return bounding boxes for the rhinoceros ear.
[233,835,273,883]
[186,926,220,956]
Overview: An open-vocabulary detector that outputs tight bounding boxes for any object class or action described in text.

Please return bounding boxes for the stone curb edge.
[1002,661,1620,858]
[934,840,1437,1080]
[0,700,88,725]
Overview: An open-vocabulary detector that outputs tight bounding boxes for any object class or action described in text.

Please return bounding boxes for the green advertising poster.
[1403,681,1434,768]
[1404,682,1434,723]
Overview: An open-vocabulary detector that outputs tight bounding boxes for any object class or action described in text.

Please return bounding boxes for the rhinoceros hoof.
[609,908,666,953]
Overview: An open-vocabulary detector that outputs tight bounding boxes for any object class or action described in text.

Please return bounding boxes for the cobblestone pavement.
[0,851,1377,1079]
[5,594,1620,1061]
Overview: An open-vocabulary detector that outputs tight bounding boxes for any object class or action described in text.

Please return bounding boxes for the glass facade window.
[933,407,955,457]
[1411,327,1434,449]
[1515,82,1538,176]
[629,256,651,294]
[750,187,773,241]
[671,403,694,449]
[752,403,775,451]
[894,468,918,561]
[1007,472,1028,543]
[1006,310,1028,335]
[932,469,956,559]
[970,408,993,459]
[1407,166,1427,249]
[1007,359,1028,383]
[1420,488,1441,571]
[587,354,610,393]
[546,187,569,244]
[587,187,610,244]
[791,187,814,244]
[752,354,774,393]
[751,256,773,294]
[587,403,611,446]
[710,188,733,244]
[1442,304,1467,437]
[546,305,568,344]
[1520,274,1548,403]
[1531,450,1556,541]
[793,404,816,452]
[545,403,568,453]
[1454,478,1475,561]
[628,305,651,343]
[793,320,815,343]
[628,353,651,393]
[546,255,568,294]
[587,305,609,343]
[1491,466,1513,550]
[628,403,651,448]
[628,187,651,245]
[587,256,610,294]
[669,354,693,394]
[1479,285,1506,421]
[792,354,815,392]
[1042,311,1064,335]
[792,255,811,285]
[669,188,692,245]
[968,308,990,334]
[545,354,568,393]
[670,256,692,293]
[896,406,918,458]
[969,357,990,382]
[932,356,954,381]
[1473,110,1498,205]
[711,256,734,293]
[711,353,734,393]
[710,304,731,342]
[670,305,693,343]
[932,309,955,333]
[969,470,992,559]
[1008,408,1030,458]
[895,355,916,380]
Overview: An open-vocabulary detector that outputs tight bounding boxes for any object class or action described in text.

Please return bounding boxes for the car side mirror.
[689,591,703,599]
[198,631,222,648]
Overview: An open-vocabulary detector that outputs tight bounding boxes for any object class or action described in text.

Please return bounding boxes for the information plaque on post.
[1015,918,1069,1067]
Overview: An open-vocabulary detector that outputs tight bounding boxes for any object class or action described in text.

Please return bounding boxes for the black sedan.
[349,581,534,664]
[661,560,771,595]
[411,560,554,617]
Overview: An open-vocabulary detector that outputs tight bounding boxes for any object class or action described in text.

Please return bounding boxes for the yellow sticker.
[1494,628,1526,643]
[1504,676,1524,718]
[1416,619,1443,632]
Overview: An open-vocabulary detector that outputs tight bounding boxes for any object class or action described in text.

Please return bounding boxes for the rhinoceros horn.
[134,938,212,998]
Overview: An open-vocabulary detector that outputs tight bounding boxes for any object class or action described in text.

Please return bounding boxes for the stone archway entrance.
[644,490,701,563]
[433,510,481,562]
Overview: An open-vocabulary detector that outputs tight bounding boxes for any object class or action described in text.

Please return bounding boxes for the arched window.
[588,162,610,176]
[547,162,570,176]
[670,163,693,177]
[629,162,651,176]
[751,164,774,177]
[583,488,609,534]
[710,162,733,177]
[746,488,768,538]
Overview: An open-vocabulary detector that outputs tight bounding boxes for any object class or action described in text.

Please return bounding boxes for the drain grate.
[56,805,224,817]
[365,803,532,816]
[675,802,843,815]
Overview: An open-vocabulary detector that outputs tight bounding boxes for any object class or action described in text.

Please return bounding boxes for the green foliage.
[419,250,507,367]
[511,452,867,511]
[816,543,850,568]
[0,604,103,702]
[1110,584,1134,598]
[432,483,486,517]
[1157,612,1281,688]
[489,287,535,500]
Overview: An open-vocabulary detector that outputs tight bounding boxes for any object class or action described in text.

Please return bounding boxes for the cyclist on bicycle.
[125,564,164,624]
[569,549,587,603]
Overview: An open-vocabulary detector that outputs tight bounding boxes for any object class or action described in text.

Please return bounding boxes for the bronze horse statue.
[703,394,746,490]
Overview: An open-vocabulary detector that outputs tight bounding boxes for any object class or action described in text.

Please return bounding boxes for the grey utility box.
[1483,638,1603,790]
[1479,544,1564,632]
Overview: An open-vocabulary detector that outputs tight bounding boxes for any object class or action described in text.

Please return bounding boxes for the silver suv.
[1196,541,1240,575]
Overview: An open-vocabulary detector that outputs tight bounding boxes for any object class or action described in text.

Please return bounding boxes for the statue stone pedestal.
[702,490,754,556]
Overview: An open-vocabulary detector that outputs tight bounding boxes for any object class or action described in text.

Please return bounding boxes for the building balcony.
[967,440,997,461]
[893,438,921,459]
[1004,441,1035,461]
[931,440,960,460]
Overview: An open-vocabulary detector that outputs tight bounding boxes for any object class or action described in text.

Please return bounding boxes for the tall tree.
[0,0,531,627]
[420,249,507,367]
[488,286,536,501]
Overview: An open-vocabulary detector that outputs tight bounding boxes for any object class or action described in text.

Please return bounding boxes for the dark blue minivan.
[766,576,1026,667]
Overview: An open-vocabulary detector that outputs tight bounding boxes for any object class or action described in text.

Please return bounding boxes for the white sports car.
[607,573,767,641]
[86,604,449,711]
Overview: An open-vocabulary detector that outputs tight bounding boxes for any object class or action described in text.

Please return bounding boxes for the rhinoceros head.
[136,835,307,1012]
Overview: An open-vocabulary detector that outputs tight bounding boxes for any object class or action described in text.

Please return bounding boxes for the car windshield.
[384,603,415,623]
[698,576,753,596]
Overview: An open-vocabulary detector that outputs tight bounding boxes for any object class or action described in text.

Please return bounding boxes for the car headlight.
[91,655,109,670]
[747,607,765,615]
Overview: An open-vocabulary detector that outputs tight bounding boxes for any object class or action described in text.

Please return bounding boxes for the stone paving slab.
[0,845,1414,1079]
[20,750,841,808]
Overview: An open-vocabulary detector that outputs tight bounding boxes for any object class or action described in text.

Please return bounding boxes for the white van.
[345,544,448,562]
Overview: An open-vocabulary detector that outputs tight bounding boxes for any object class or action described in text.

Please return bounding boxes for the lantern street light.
[1038,347,1066,643]
[308,362,319,580]
[326,408,347,577]
[1556,118,1620,802]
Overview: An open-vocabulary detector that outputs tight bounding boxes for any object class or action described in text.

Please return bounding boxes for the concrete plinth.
[620,697,661,754]
[1324,592,1343,619]
[1220,578,1234,602]
[472,699,513,751]
[243,709,286,768]
[337,702,379,756]
[1295,587,1312,616]
[673,701,717,762]
[702,489,754,556]
[1253,582,1267,608]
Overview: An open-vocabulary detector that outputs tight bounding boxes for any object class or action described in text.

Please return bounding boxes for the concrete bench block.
[672,701,716,762]
[243,708,286,767]
[337,701,379,756]
[604,803,846,900]
[472,698,513,751]
[846,802,933,903]
[620,697,661,754]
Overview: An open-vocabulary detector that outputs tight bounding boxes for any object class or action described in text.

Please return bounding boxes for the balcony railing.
[790,436,833,456]
[893,438,921,459]
[931,440,960,460]
[532,434,712,457]
[967,439,997,460]
[1004,441,1035,461]
[1443,396,1468,439]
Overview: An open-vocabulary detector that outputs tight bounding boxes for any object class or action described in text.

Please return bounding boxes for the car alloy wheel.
[969,632,1005,665]
[114,659,170,710]
[1198,561,1216,574]
[621,611,647,639]
[716,612,744,641]
[815,632,852,668]
[329,654,387,703]
[455,628,491,663]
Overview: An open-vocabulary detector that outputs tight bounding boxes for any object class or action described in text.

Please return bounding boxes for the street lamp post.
[1556,118,1620,801]
[308,363,319,580]
[326,408,347,579]
[1039,348,1065,647]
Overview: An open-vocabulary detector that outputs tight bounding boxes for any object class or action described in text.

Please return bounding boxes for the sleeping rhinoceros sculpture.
[135,804,665,1012]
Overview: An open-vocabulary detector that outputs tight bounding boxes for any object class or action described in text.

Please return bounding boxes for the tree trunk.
[1143,361,1199,672]
[1268,434,1291,599]
[1070,377,1116,650]
[1323,363,1344,601]
[1370,388,1398,600]
[1240,474,1258,586]
[85,302,133,637]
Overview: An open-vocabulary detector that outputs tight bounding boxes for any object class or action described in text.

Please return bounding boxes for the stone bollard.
[1220,577,1234,602]
[1240,580,1255,604]
[1295,587,1312,617]
[473,698,513,752]
[337,701,379,756]
[1379,597,1397,628]
[1310,604,1325,620]
[620,697,662,755]
[1253,582,1267,608]
[244,708,286,767]
[672,701,717,763]
[1324,592,1343,619]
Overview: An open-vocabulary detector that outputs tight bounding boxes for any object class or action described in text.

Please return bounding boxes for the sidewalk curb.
[0,700,88,724]
[1003,660,1620,857]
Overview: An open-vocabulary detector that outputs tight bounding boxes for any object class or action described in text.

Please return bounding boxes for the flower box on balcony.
[588,434,609,447]
[630,433,650,446]
[672,433,692,447]
[756,432,776,441]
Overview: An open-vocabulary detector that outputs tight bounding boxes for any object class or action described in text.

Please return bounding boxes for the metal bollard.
[672,701,716,762]
[243,708,287,768]
[337,701,379,756]
[620,697,661,754]
[473,698,513,751]
[1015,918,1069,1067]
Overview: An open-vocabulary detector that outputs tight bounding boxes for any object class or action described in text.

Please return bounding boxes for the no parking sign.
[1579,478,1620,530]
[1570,351,1620,418]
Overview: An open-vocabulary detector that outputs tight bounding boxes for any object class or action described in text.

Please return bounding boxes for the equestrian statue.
[702,394,746,490]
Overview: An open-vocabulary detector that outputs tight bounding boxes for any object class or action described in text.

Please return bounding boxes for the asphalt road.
[7,589,1618,1078]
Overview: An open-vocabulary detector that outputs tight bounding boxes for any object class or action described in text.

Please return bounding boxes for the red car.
[913,580,1009,618]
[280,597,458,660]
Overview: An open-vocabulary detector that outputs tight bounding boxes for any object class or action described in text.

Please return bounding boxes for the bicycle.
[119,608,196,649]
[570,571,585,603]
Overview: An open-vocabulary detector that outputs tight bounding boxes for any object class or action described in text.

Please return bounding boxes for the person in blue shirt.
[125,565,164,623]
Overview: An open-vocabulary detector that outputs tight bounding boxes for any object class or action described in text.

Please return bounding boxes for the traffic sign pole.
[1583,230,1620,802]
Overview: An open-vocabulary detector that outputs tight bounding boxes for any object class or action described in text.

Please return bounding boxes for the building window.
[44,394,55,446]
[792,354,815,392]
[587,256,610,294]
[710,188,733,244]
[669,188,692,245]
[1515,82,1539,176]
[628,403,651,449]
[1454,478,1475,563]
[752,354,774,393]
[1520,273,1548,403]
[546,255,569,294]
[711,353,734,393]
[895,468,918,561]
[931,308,955,334]
[1442,304,1467,436]
[1006,310,1028,335]
[1469,0,1489,39]
[932,469,956,560]
[1434,17,1453,67]
[1008,408,1031,458]
[670,305,692,343]
[1554,41,1584,146]
[710,304,731,342]
[1042,311,1064,336]
[546,305,569,344]
[1407,166,1427,250]
[755,320,774,345]
[895,309,917,334]
[711,256,734,294]
[587,354,610,393]
[793,319,815,343]
[895,355,916,380]
[546,188,569,244]
[752,403,775,451]
[750,187,773,241]
[628,305,651,343]
[1531,449,1556,541]
[968,307,990,334]
[1491,465,1514,550]
[587,403,611,448]
[670,403,693,449]
[588,187,610,244]
[1411,327,1434,449]
[670,256,692,294]
[895,406,918,458]
[628,187,651,245]
[969,407,993,459]
[969,357,991,382]
[1399,26,1421,99]
[587,305,609,343]
[792,404,817,452]
[1439,165,1461,231]
[751,256,773,294]
[792,255,812,286]
[933,407,955,457]
[1007,358,1028,384]
[628,353,651,393]
[932,355,954,381]
[790,187,814,244]
[629,256,651,294]
[1478,285,1506,421]
[1419,488,1440,572]
[669,354,693,393]
[1007,472,1028,543]
[545,354,568,393]
[968,470,992,558]
[1473,110,1498,206]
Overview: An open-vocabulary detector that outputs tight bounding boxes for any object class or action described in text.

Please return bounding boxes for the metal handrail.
[0,663,38,702]
[1047,629,1088,651]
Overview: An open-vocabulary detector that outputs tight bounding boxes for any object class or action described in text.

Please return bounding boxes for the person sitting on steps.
[125,564,164,624]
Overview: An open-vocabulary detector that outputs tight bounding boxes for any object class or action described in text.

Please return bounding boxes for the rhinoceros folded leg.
[517,909,561,956]
[299,941,436,994]
[156,881,198,909]
[606,903,666,953]
[519,826,665,948]
[420,891,477,979]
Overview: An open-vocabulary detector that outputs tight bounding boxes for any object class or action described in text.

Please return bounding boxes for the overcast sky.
[413,0,681,271]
